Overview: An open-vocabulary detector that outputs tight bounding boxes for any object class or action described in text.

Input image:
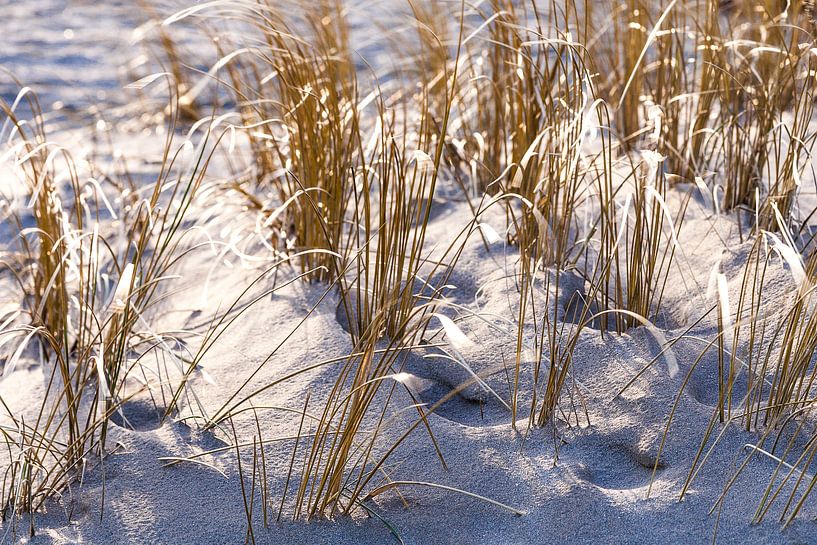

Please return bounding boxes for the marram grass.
[4,0,817,542]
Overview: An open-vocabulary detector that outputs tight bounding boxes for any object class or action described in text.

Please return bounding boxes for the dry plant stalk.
[0,82,220,525]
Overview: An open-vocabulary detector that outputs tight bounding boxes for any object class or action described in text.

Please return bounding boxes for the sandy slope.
[3,2,817,545]
[6,194,816,545]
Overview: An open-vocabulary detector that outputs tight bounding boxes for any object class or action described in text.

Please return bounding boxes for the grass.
[183,0,361,283]
[658,221,817,525]
[0,77,225,534]
[134,0,202,121]
[7,0,817,542]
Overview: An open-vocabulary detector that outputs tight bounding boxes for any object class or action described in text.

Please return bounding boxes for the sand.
[3,1,817,544]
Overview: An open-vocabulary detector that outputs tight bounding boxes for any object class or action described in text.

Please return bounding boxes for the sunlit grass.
[5,0,817,542]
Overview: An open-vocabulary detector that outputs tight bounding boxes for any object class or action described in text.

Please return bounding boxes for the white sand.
[6,198,814,545]
[2,2,817,544]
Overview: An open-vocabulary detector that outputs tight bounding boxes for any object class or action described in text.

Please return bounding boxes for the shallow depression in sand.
[686,357,750,409]
[110,400,169,432]
[416,379,512,427]
[574,442,665,491]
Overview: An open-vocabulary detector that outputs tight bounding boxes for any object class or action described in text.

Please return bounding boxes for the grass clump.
[11,0,817,541]
[0,82,221,532]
